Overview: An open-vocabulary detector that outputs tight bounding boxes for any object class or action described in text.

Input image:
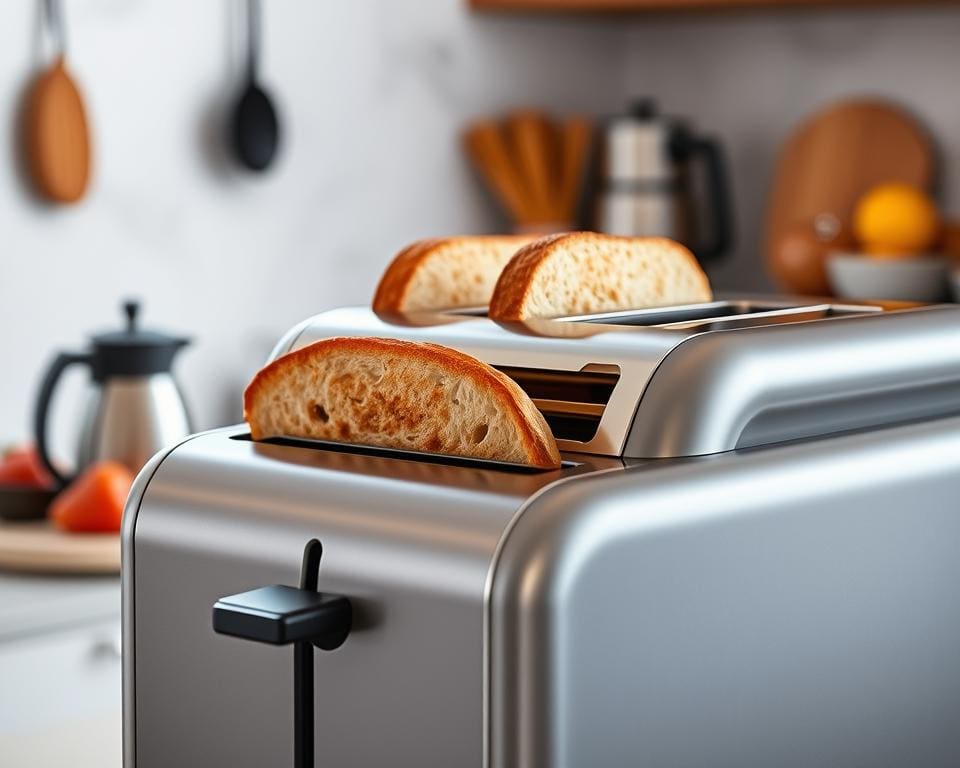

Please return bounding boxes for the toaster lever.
[212,540,350,768]
[212,585,352,649]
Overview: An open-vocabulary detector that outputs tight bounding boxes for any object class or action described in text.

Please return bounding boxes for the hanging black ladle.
[229,0,280,172]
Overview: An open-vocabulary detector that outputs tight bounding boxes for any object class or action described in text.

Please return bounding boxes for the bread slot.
[232,433,578,473]
[662,304,878,332]
[560,300,879,330]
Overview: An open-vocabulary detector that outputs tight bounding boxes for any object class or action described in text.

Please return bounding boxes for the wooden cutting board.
[0,520,119,574]
[766,99,935,284]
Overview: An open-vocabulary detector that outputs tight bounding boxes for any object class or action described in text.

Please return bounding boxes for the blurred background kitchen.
[3,0,960,766]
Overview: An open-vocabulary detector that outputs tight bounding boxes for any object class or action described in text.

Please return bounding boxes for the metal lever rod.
[295,539,321,768]
[294,638,312,768]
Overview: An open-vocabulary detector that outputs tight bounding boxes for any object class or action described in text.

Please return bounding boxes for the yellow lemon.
[853,182,940,256]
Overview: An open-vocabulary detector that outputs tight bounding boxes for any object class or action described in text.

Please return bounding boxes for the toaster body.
[124,298,960,767]
[124,431,619,767]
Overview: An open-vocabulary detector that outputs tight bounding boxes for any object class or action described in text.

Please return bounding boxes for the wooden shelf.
[471,0,959,12]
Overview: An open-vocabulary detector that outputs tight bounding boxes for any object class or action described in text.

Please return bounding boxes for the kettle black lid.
[629,98,659,121]
[90,300,190,380]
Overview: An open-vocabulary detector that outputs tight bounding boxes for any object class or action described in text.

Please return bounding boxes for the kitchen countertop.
[0,572,119,642]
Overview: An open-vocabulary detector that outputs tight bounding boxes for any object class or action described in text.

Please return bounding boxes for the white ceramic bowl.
[826,252,950,302]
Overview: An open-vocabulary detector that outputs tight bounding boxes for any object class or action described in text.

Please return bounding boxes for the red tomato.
[0,445,54,488]
[50,461,134,533]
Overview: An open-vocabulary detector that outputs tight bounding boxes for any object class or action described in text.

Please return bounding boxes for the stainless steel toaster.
[123,298,960,768]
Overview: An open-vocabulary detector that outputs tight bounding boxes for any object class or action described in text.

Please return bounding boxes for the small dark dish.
[0,486,57,521]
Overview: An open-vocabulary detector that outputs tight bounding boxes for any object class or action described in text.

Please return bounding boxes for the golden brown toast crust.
[488,232,712,321]
[243,336,561,469]
[372,235,533,313]
[371,238,442,313]
[488,232,570,320]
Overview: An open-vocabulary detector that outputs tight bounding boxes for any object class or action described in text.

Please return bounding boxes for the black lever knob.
[213,584,351,650]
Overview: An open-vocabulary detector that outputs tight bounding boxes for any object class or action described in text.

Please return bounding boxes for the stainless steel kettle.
[34,300,192,487]
[597,99,733,263]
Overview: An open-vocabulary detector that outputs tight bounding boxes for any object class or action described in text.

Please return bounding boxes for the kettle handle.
[34,351,91,489]
[673,130,734,264]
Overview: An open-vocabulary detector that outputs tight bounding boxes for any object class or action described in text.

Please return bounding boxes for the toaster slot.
[658,304,879,331]
[234,434,579,472]
[444,306,488,316]
[560,300,880,330]
[494,364,620,443]
[560,300,794,325]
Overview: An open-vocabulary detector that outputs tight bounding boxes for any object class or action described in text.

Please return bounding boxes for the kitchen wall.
[0,0,630,451]
[1,1,959,451]
[622,6,960,291]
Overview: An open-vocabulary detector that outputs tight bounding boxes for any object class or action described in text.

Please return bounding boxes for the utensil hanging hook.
[230,0,279,171]
[44,0,67,58]
[246,0,261,82]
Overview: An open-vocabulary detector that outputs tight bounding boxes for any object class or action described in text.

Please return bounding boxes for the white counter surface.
[0,571,123,767]
[0,572,119,642]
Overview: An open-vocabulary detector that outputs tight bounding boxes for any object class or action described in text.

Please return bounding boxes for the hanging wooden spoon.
[26,0,91,204]
[229,0,281,172]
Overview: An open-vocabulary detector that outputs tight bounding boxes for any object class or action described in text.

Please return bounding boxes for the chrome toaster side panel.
[488,415,960,768]
[122,432,209,768]
[124,429,617,767]
[625,304,960,457]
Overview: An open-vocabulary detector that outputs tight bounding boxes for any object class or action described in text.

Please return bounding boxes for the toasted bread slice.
[488,232,712,321]
[373,235,534,313]
[244,336,561,469]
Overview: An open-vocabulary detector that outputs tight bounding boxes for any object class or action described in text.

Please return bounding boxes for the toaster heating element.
[123,297,960,768]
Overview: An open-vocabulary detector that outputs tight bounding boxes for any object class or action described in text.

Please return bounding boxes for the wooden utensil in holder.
[464,110,592,234]
[26,0,92,204]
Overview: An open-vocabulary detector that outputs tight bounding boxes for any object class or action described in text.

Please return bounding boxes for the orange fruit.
[853,183,939,256]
